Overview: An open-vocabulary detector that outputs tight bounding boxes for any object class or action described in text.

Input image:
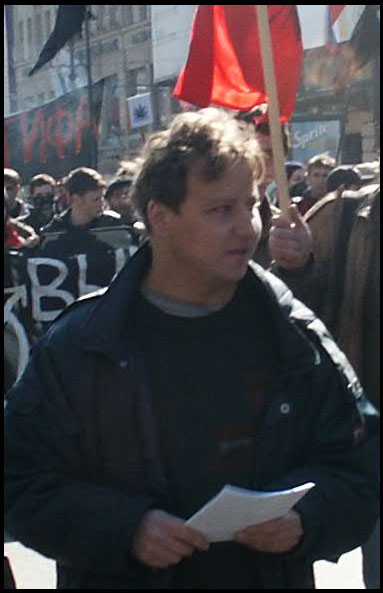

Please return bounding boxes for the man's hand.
[131,510,209,570]
[269,204,312,270]
[234,510,303,554]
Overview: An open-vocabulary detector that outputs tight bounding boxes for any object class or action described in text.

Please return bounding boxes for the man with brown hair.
[294,154,336,215]
[41,167,121,234]
[5,108,379,590]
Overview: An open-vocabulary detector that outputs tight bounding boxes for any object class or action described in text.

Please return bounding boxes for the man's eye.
[210,205,232,214]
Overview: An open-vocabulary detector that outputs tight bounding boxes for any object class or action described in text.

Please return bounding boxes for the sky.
[297,5,327,49]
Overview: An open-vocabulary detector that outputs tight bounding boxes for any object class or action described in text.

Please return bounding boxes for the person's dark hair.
[254,120,291,156]
[285,161,305,181]
[326,166,362,192]
[29,174,56,195]
[104,177,133,203]
[131,107,264,231]
[4,168,21,186]
[64,167,105,196]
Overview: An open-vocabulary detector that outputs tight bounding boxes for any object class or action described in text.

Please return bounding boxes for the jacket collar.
[247,262,319,374]
[76,243,318,372]
[75,242,152,361]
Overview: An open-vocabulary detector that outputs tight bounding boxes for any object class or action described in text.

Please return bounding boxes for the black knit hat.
[285,161,305,181]
[104,176,133,201]
[326,166,362,193]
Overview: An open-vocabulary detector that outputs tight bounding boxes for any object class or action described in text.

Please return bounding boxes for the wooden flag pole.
[256,5,290,215]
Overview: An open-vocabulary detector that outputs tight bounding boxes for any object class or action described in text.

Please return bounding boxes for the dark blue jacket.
[4,244,379,589]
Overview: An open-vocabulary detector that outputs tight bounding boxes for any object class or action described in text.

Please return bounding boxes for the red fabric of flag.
[173,5,303,121]
[329,5,346,23]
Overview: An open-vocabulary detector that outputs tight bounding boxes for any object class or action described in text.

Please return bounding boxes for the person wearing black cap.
[285,161,307,198]
[105,177,136,225]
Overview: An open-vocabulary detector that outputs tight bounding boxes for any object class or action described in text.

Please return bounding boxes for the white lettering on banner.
[76,254,102,296]
[293,123,330,150]
[6,250,130,327]
[27,258,74,322]
[4,285,28,324]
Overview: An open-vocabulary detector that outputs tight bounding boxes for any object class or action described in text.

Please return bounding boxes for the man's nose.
[235,207,255,236]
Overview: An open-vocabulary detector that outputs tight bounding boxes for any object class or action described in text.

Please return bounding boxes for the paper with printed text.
[186,482,315,542]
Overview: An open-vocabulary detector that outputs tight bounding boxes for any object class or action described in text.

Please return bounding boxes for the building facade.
[293,46,380,164]
[5,5,153,175]
[4,5,380,177]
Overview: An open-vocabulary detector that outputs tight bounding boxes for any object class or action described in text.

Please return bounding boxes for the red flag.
[173,5,303,122]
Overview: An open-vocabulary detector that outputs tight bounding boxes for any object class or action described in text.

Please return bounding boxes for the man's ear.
[147,199,173,235]
[70,192,81,205]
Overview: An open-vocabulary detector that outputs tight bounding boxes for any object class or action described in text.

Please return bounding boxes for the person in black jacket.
[40,167,122,235]
[4,108,379,590]
[17,174,57,233]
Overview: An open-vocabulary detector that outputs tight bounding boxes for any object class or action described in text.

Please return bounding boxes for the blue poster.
[290,120,341,164]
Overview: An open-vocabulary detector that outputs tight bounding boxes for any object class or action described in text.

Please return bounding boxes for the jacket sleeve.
[4,341,156,574]
[264,324,379,563]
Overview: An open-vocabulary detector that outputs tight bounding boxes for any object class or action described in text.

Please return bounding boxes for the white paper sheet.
[186,482,315,542]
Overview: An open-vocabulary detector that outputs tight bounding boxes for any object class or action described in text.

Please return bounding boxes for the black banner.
[4,78,105,181]
[4,227,136,389]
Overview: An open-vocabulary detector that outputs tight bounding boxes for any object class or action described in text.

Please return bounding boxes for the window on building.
[18,21,25,62]
[126,67,148,96]
[44,10,51,40]
[27,17,33,56]
[97,6,106,32]
[122,6,133,26]
[109,6,119,29]
[35,13,43,53]
[139,6,148,21]
[89,8,97,36]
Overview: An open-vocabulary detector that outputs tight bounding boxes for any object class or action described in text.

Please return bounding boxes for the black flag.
[350,5,380,71]
[29,5,87,76]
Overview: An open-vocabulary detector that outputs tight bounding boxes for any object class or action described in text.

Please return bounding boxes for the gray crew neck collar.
[141,287,224,318]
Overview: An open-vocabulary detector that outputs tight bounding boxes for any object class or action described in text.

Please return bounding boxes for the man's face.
[4,181,20,206]
[32,184,55,199]
[289,169,306,188]
[31,184,55,216]
[74,189,104,223]
[307,166,332,198]
[109,186,133,217]
[150,160,261,297]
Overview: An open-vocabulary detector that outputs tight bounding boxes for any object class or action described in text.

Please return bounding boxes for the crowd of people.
[4,164,144,250]
[4,106,380,590]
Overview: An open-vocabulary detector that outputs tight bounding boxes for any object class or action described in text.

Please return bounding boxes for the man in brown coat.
[269,181,380,589]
